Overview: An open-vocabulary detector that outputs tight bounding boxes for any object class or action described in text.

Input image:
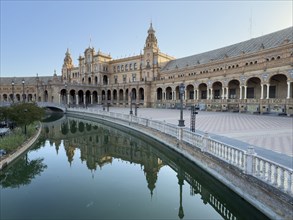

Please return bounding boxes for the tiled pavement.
[91,106,293,167]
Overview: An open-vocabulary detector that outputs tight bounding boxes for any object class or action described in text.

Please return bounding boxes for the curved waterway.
[0,114,269,220]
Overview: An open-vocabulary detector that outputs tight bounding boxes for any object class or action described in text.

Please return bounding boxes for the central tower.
[142,22,160,81]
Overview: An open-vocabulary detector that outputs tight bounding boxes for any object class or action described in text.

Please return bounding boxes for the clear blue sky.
[1,0,292,77]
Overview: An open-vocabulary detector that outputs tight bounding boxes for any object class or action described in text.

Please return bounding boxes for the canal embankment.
[67,107,293,220]
[0,122,42,170]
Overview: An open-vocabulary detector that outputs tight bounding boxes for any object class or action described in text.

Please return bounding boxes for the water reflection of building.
[41,117,268,220]
[43,117,163,196]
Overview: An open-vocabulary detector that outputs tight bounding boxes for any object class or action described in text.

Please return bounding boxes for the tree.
[7,103,45,134]
[0,107,9,122]
[0,156,47,188]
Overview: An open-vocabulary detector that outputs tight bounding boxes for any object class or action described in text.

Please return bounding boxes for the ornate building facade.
[1,24,293,115]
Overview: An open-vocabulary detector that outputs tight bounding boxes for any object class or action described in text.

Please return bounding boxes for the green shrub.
[0,122,38,153]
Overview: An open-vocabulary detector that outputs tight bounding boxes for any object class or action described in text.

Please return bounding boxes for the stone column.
[76,94,79,105]
[196,89,199,100]
[244,86,247,99]
[287,82,291,99]
[58,93,61,104]
[266,84,270,99]
[239,86,242,99]
[67,94,70,105]
[174,90,177,100]
[185,90,187,100]
[210,88,213,100]
[260,84,264,99]
[90,94,93,104]
[155,91,157,101]
[207,89,209,100]
[194,89,196,100]
[222,88,225,99]
[225,87,229,99]
[83,94,86,105]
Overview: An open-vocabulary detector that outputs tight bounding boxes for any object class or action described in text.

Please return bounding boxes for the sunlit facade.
[1,24,292,115]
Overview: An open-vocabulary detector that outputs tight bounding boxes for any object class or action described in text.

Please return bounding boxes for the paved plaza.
[94,106,293,163]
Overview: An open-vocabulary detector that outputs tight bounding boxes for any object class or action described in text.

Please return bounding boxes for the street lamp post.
[129,92,133,115]
[178,83,185,127]
[22,79,25,103]
[11,80,15,103]
[134,103,138,116]
[190,105,199,132]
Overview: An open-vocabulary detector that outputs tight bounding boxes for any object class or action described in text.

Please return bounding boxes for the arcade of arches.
[59,87,145,106]
[155,73,293,115]
[1,72,292,116]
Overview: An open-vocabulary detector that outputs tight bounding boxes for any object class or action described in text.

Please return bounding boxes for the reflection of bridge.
[42,116,267,220]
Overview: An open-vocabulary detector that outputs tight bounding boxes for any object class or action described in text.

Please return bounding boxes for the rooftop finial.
[148,21,155,33]
[89,34,92,48]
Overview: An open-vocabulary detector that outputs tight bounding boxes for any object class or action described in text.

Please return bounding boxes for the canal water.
[0,115,269,219]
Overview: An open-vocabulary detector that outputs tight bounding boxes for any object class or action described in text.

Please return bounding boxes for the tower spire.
[145,22,158,50]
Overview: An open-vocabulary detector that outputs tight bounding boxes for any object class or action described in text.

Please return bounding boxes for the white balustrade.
[132,116,139,123]
[182,130,203,150]
[207,138,246,170]
[138,118,148,126]
[149,120,164,132]
[67,107,293,196]
[253,156,293,194]
[164,123,179,138]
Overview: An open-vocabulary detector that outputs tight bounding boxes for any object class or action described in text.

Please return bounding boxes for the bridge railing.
[36,102,66,111]
[68,107,293,196]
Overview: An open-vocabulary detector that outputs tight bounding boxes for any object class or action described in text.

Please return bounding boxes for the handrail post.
[202,132,209,152]
[178,127,183,141]
[245,146,256,175]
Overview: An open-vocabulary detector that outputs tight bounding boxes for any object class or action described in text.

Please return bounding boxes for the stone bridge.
[0,101,66,113]
[37,102,66,112]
